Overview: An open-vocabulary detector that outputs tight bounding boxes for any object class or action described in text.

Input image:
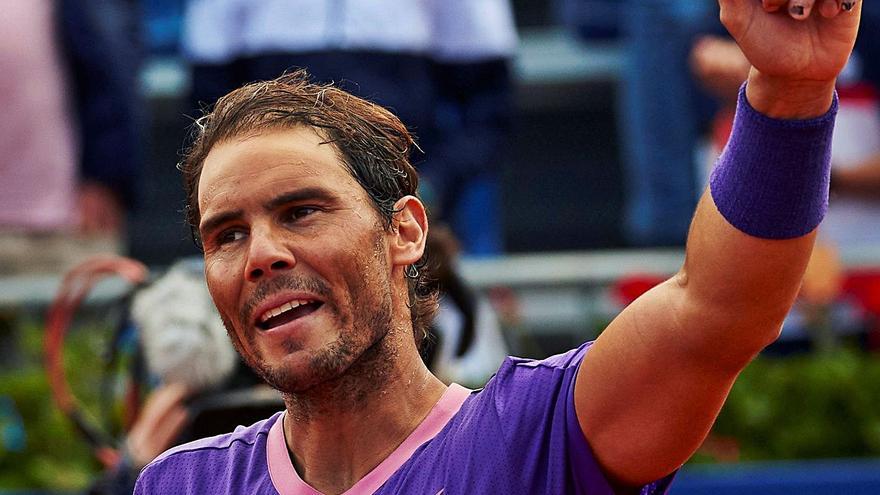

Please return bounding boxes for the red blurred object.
[611,274,666,307]
[841,269,880,316]
[840,269,880,350]
[44,255,148,468]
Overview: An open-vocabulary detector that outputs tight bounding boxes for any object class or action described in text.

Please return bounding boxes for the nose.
[244,229,295,282]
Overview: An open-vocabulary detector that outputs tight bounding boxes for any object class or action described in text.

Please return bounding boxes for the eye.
[217,229,247,245]
[283,206,319,222]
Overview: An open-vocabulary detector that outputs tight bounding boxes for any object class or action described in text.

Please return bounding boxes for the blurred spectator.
[420,0,518,255]
[422,225,509,387]
[143,0,185,54]
[182,0,435,148]
[555,0,620,40]
[617,0,719,246]
[182,0,516,255]
[0,0,143,275]
[823,59,880,248]
[560,0,720,246]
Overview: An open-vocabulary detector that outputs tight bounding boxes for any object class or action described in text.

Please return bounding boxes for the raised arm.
[575,0,862,487]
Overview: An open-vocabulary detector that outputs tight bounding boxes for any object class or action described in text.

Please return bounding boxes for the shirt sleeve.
[482,342,677,495]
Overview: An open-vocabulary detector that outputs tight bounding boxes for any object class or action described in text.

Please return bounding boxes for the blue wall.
[671,459,880,495]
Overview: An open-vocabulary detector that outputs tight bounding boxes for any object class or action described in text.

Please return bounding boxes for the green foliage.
[4,311,880,489]
[710,348,880,461]
[0,317,111,491]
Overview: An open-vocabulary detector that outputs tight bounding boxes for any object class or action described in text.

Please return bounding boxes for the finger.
[788,0,817,20]
[819,0,841,17]
[763,0,788,12]
[135,383,191,430]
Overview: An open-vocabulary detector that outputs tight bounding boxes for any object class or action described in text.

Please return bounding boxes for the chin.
[252,333,361,394]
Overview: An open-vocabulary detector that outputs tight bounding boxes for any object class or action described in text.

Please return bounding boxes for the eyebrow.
[199,187,338,236]
[263,187,337,211]
[199,209,244,237]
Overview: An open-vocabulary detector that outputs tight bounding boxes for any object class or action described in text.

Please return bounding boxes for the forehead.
[197,126,364,214]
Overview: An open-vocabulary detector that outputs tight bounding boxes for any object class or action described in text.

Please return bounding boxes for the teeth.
[259,299,311,324]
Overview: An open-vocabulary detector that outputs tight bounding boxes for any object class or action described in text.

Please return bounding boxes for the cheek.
[341,245,392,306]
[205,259,241,320]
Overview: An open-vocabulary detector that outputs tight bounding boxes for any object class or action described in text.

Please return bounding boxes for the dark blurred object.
[856,1,880,91]
[142,0,184,54]
[419,0,518,255]
[617,0,720,246]
[555,0,620,40]
[423,225,508,386]
[560,0,720,247]
[58,0,144,210]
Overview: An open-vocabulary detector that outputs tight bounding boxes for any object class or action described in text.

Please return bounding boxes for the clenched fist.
[718,0,862,117]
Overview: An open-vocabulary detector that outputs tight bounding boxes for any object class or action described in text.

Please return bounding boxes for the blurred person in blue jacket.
[0,0,143,275]
[420,0,518,256]
[559,0,719,247]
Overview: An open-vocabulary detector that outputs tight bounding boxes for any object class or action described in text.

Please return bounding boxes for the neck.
[281,324,447,495]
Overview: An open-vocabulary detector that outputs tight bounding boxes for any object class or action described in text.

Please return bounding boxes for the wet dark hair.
[180,69,438,344]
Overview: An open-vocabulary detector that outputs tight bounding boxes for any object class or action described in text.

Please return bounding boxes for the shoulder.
[503,342,593,372]
[135,412,282,493]
[417,343,600,494]
[450,342,593,436]
[487,342,593,406]
[154,412,279,462]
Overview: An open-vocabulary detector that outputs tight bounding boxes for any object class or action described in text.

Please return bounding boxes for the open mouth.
[257,299,324,331]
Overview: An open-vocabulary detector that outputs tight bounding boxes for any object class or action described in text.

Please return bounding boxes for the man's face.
[197,126,396,393]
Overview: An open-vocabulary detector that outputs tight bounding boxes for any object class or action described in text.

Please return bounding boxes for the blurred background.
[2,0,880,493]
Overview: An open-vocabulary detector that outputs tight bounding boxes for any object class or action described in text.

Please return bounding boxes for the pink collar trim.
[267,383,472,495]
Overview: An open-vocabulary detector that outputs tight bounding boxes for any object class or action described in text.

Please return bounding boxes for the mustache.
[240,273,332,325]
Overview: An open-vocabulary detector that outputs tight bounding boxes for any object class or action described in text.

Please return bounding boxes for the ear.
[390,195,428,268]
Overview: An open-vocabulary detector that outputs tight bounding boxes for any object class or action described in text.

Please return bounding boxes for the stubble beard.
[222,245,400,416]
[219,226,406,417]
[221,286,395,400]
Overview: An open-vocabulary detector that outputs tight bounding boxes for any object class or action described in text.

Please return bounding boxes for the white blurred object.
[432,295,508,386]
[823,55,880,248]
[428,0,519,62]
[182,0,433,64]
[131,261,236,392]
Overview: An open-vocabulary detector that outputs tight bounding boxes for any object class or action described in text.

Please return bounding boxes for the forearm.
[679,195,815,364]
[576,3,858,488]
[680,75,836,362]
[577,78,835,486]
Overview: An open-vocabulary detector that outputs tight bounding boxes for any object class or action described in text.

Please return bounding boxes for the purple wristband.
[709,83,837,239]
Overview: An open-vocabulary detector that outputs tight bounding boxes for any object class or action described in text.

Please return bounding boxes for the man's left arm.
[573,0,862,488]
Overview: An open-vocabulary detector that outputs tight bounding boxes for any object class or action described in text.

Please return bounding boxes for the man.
[0,0,140,275]
[135,1,862,493]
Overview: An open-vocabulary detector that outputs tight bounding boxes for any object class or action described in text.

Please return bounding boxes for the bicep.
[574,279,739,487]
[573,192,813,486]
